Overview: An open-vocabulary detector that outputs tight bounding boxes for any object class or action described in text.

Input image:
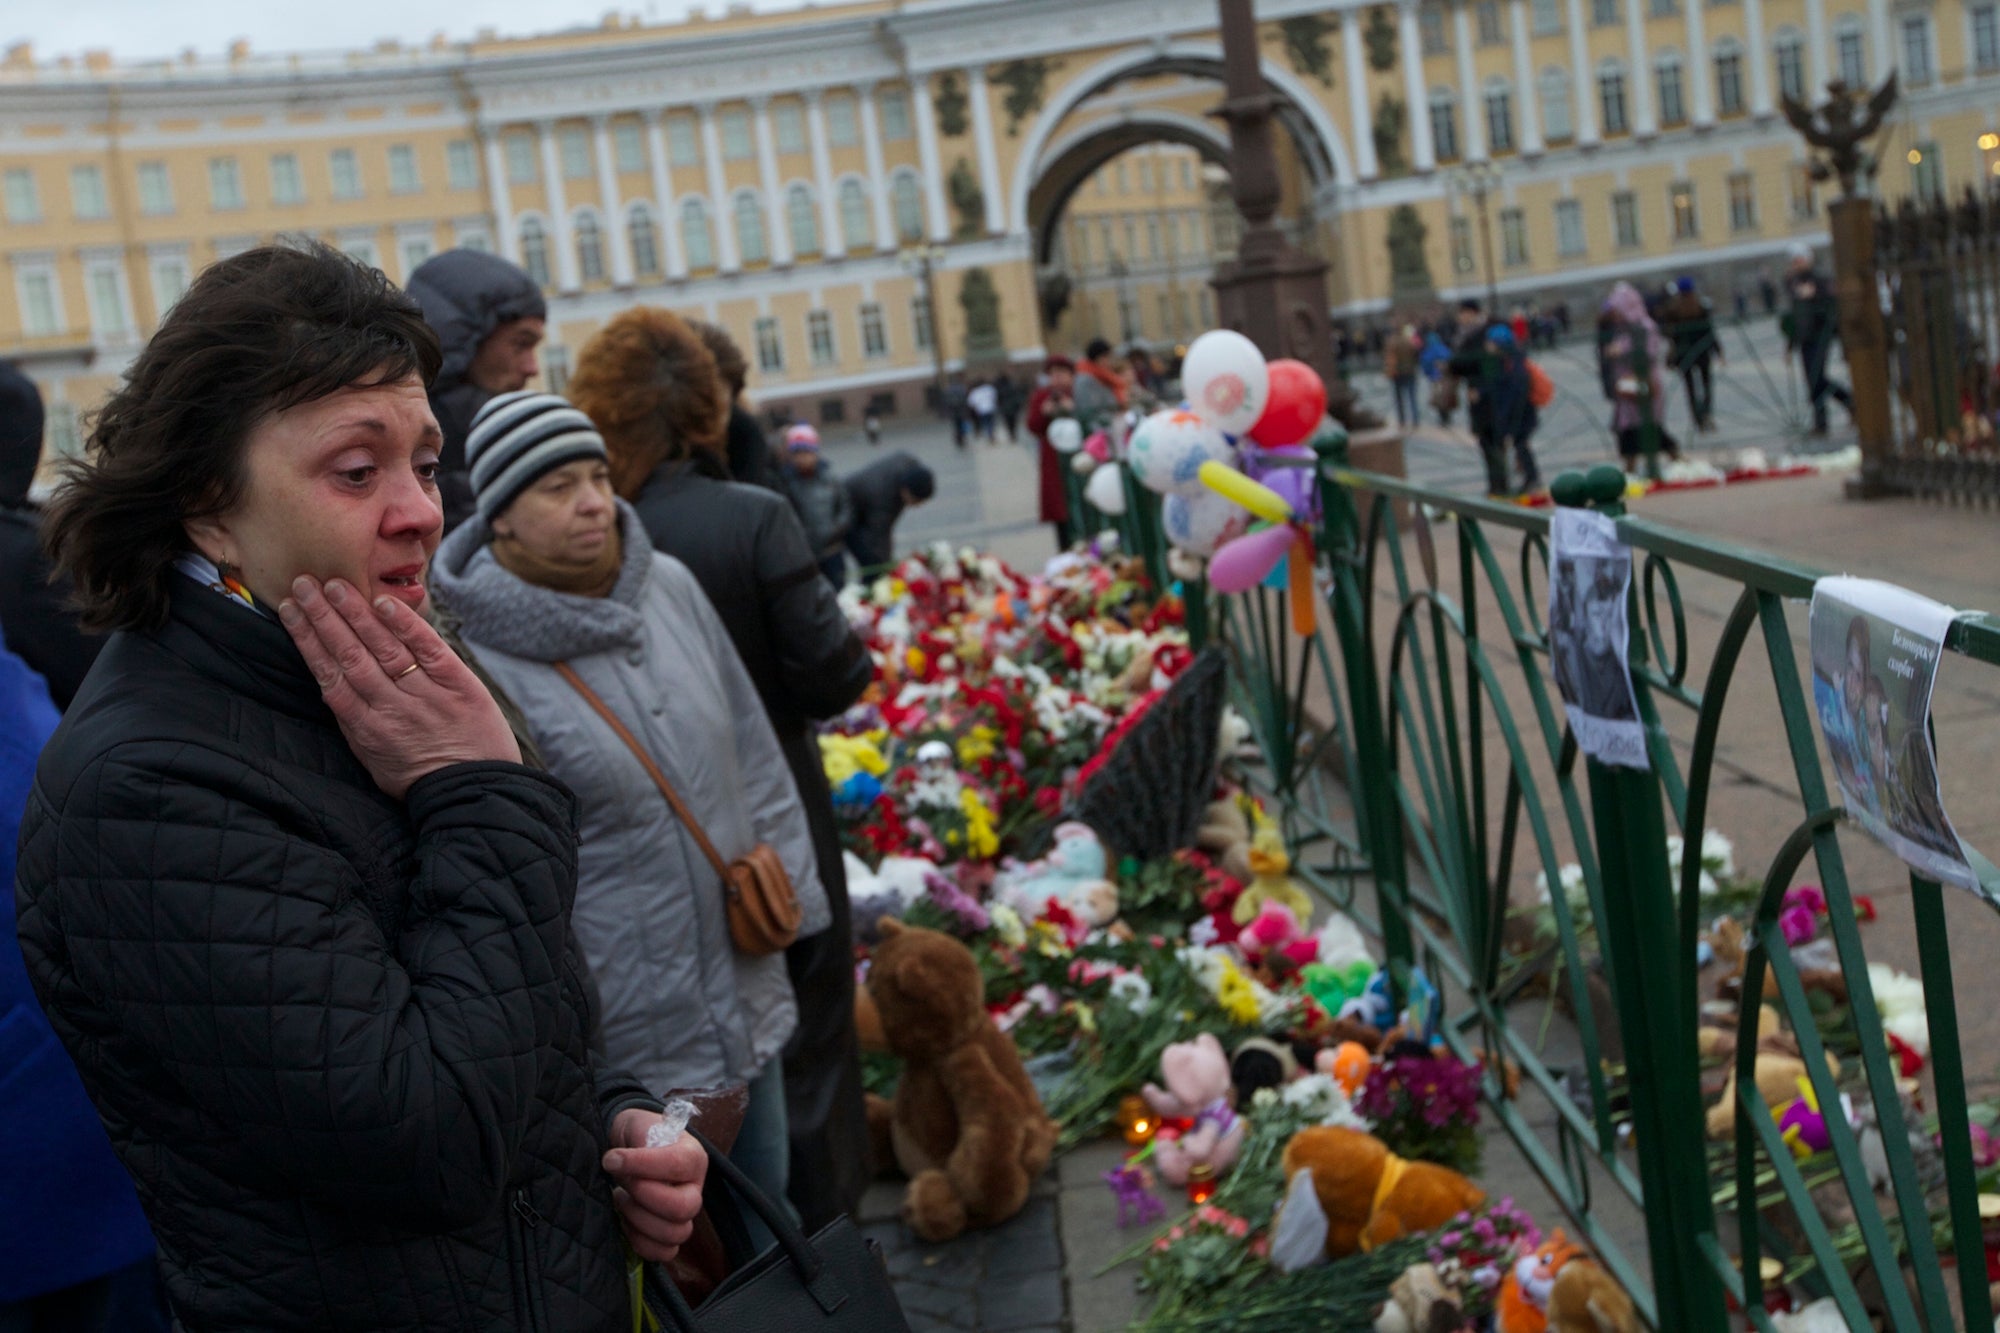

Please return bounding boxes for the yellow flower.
[906,647,927,675]
[958,787,998,860]
[990,903,1026,947]
[818,734,889,786]
[1029,919,1068,956]
[957,725,999,766]
[1214,957,1264,1027]
[1071,1001,1097,1036]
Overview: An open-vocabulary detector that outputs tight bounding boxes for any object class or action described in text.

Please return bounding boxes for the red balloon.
[1247,359,1328,446]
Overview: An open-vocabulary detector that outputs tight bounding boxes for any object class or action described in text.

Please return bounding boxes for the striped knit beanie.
[465,390,609,523]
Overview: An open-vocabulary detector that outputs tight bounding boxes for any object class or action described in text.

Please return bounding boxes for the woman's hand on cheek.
[279,575,521,797]
[605,1109,707,1263]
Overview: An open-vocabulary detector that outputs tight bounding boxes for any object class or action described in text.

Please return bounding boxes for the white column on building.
[1626,0,1658,136]
[1805,0,1830,99]
[1685,0,1714,124]
[1867,0,1893,82]
[643,113,687,280]
[1453,1,1488,160]
[1341,7,1382,178]
[1508,0,1544,153]
[697,103,740,273]
[908,73,953,242]
[536,121,580,292]
[590,116,634,285]
[480,129,517,263]
[1399,1,1438,170]
[804,91,844,255]
[1566,0,1602,144]
[857,83,897,251]
[1745,0,1774,114]
[965,66,1008,234]
[750,97,793,266]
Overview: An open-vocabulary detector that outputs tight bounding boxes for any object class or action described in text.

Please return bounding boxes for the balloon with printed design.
[1047,417,1084,453]
[1162,489,1253,558]
[1126,408,1236,498]
[1181,329,1270,436]
[1247,359,1329,446]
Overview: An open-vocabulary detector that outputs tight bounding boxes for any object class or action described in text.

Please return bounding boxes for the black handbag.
[643,1131,911,1333]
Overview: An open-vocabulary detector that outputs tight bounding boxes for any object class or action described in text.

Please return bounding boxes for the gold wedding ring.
[395,662,422,680]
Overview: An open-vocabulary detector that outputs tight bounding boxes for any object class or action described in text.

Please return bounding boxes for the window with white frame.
[1612,189,1641,246]
[45,402,81,460]
[879,88,913,140]
[734,192,769,264]
[628,205,660,277]
[774,102,807,154]
[559,126,592,179]
[613,121,646,173]
[1533,0,1563,34]
[270,152,304,205]
[1650,0,1678,17]
[447,139,480,190]
[1911,141,1943,197]
[1728,171,1758,230]
[911,293,933,351]
[1592,0,1619,25]
[1115,162,1129,194]
[456,222,493,252]
[787,184,820,255]
[340,236,377,268]
[151,252,191,314]
[1976,4,2000,71]
[1486,80,1516,152]
[721,108,754,160]
[575,213,605,281]
[1715,42,1745,114]
[754,316,784,373]
[137,161,173,215]
[1179,157,1194,190]
[1657,53,1686,125]
[1146,216,1161,259]
[3,168,39,223]
[892,173,924,242]
[1500,207,1528,265]
[807,309,836,365]
[1670,180,1699,239]
[681,200,715,269]
[1599,63,1630,134]
[329,149,362,200]
[1556,198,1586,256]
[519,217,551,286]
[543,345,571,396]
[1902,14,1934,85]
[1774,30,1806,102]
[859,301,888,357]
[1420,4,1449,52]
[839,180,872,251]
[1429,88,1461,160]
[1835,17,1866,86]
[1789,161,1817,218]
[827,95,859,147]
[209,157,244,210]
[389,145,420,195]
[506,133,539,184]
[70,165,108,220]
[1540,67,1574,140]
[668,116,701,167]
[399,233,434,277]
[16,265,60,337]
[1477,0,1505,44]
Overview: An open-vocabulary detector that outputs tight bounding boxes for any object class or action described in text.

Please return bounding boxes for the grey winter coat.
[429,503,828,1094]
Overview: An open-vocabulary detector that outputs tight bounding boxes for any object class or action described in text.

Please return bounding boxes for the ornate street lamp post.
[1447,161,1502,312]
[899,242,949,409]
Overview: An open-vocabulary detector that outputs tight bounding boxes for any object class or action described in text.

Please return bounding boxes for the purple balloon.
[1207,523,1296,593]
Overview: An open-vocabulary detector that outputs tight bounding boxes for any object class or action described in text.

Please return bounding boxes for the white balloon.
[1084,460,1128,515]
[1182,329,1271,436]
[1047,417,1084,453]
[1162,489,1253,558]
[1070,452,1098,475]
[1125,408,1235,497]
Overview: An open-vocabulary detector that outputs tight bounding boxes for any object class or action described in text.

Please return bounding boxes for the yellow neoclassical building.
[5,0,1998,471]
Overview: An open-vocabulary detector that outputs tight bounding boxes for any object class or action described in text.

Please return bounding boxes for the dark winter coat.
[843,451,936,571]
[1,625,156,1305]
[406,251,548,532]
[14,577,659,1333]
[0,361,104,709]
[723,404,783,493]
[629,459,873,1227]
[1446,324,1496,432]
[782,464,853,560]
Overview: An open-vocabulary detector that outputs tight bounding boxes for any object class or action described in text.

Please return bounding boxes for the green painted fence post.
[1551,465,1724,1330]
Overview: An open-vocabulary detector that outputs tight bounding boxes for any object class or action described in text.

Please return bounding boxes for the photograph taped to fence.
[1809,576,1980,893]
[1547,508,1648,770]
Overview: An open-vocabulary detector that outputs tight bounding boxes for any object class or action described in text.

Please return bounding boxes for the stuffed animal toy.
[991,821,1119,927]
[846,851,944,943]
[1230,1036,1300,1107]
[1271,1125,1486,1261]
[1142,1033,1248,1186]
[1495,1230,1639,1333]
[1196,794,1256,883]
[1372,1262,1471,1333]
[1232,824,1315,926]
[864,919,1058,1242]
[1238,900,1319,985]
[1705,1047,1841,1139]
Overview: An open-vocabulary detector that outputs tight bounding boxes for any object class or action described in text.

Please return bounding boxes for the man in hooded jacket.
[406,251,547,530]
[0,361,104,709]
[843,452,935,573]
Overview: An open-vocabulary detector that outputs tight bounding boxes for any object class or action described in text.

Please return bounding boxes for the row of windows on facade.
[498,90,915,186]
[1090,155,1202,197]
[1082,285,1220,348]
[0,141,480,224]
[511,172,934,285]
[1065,211,1214,270]
[1423,13,1955,158]
[1418,0,1991,69]
[532,302,930,387]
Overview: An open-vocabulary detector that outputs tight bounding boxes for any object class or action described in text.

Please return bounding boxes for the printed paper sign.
[1809,576,1979,892]
[1548,509,1648,770]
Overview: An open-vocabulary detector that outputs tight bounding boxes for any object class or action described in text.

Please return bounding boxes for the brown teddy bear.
[865,919,1058,1242]
[1275,1125,1486,1260]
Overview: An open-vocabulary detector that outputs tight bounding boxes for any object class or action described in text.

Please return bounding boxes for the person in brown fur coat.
[865,919,1057,1241]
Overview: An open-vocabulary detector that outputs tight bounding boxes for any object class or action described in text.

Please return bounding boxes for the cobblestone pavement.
[859,1175,1068,1333]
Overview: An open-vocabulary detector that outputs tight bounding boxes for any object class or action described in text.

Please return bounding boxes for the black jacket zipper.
[510,1190,550,1333]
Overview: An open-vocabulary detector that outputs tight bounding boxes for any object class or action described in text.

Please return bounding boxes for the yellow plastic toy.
[1231,821,1315,926]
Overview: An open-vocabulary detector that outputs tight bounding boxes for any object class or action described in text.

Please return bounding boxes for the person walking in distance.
[778,424,853,587]
[1026,354,1079,551]
[1782,243,1854,437]
[1600,280,1684,473]
[1481,324,1542,496]
[405,249,547,531]
[966,377,999,443]
[1381,323,1421,428]
[20,243,705,1333]
[998,373,1026,443]
[1659,276,1723,432]
[567,307,874,1233]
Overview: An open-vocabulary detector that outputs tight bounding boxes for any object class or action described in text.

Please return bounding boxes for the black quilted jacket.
[14,578,659,1332]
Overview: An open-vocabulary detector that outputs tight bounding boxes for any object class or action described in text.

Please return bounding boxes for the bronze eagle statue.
[1780,73,1900,199]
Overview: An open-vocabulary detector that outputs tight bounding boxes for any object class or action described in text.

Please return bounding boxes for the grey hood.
[406,249,547,395]
[429,501,653,660]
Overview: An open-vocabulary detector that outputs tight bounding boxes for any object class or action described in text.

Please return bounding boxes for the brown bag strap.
[551,660,733,883]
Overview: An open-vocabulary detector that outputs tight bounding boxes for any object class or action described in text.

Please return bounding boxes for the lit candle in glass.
[1117,1094,1155,1145]
[1186,1163,1217,1205]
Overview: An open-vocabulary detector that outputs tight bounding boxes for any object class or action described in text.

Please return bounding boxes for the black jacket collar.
[156,576,330,722]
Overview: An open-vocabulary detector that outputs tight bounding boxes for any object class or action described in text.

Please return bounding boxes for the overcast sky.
[6,0,813,62]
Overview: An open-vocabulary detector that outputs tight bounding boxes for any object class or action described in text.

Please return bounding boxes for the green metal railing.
[1208,439,2000,1328]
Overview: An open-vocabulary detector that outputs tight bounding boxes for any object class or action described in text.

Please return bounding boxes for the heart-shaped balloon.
[1207,523,1297,593]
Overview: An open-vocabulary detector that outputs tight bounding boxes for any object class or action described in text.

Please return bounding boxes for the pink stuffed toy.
[1238,901,1319,983]
[1142,1033,1248,1186]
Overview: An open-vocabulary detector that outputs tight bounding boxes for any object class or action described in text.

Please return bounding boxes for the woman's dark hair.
[568,307,729,501]
[688,319,749,399]
[43,242,441,633]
